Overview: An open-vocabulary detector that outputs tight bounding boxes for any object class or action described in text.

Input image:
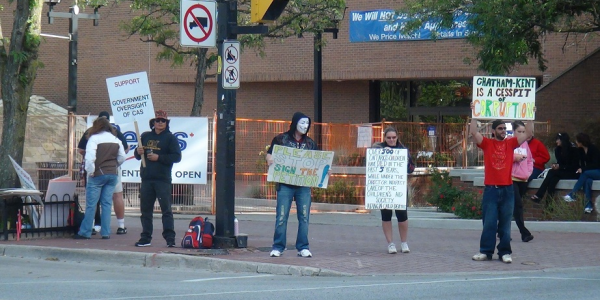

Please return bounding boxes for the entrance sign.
[106,71,155,126]
[365,148,408,210]
[117,117,209,184]
[180,0,217,48]
[472,76,536,120]
[222,40,240,89]
[267,145,334,188]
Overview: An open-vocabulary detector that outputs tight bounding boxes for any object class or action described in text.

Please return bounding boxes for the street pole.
[213,0,238,248]
[67,6,78,113]
[313,32,322,144]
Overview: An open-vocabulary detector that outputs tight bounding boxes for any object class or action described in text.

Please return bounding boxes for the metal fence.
[2,114,551,214]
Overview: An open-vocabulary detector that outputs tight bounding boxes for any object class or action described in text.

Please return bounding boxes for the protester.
[563,133,600,213]
[470,115,532,264]
[527,135,550,181]
[266,112,318,258]
[134,110,182,247]
[531,133,580,202]
[78,111,130,235]
[73,117,126,239]
[371,127,413,254]
[510,121,534,242]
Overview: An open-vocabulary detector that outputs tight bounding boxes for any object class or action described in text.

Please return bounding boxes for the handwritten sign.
[472,76,536,120]
[357,125,373,148]
[365,148,408,210]
[267,145,334,188]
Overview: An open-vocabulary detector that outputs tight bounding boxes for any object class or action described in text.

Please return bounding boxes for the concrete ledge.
[449,168,484,177]
[460,173,485,182]
[0,245,352,277]
[473,178,600,191]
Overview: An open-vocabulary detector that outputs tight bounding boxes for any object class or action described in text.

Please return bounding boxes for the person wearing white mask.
[266,112,318,258]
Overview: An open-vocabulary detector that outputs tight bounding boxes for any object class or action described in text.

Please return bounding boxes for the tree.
[399,0,600,75]
[122,0,346,116]
[0,0,44,188]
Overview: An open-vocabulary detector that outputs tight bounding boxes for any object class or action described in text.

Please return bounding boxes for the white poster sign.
[471,76,536,120]
[106,71,155,126]
[117,117,209,184]
[267,145,334,188]
[357,125,373,148]
[365,148,408,210]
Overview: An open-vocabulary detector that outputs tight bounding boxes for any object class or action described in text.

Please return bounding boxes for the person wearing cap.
[134,110,182,247]
[469,112,533,264]
[78,111,130,235]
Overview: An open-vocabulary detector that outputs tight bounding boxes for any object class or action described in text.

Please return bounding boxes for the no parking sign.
[180,0,216,48]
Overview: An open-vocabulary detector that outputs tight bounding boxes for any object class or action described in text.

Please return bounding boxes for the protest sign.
[365,148,408,210]
[267,145,334,188]
[357,125,373,148]
[472,76,536,120]
[106,71,155,125]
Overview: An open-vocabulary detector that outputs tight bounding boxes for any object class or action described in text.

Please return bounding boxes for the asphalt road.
[2,255,600,300]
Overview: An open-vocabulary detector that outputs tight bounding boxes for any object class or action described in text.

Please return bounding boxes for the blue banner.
[349,10,473,43]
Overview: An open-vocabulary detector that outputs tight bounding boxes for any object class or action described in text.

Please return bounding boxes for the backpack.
[181,216,215,249]
[181,217,204,249]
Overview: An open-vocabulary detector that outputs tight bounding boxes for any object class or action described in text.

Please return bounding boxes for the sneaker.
[135,239,151,247]
[101,236,110,240]
[501,254,512,263]
[563,194,575,202]
[472,253,491,261]
[584,202,593,214]
[116,227,127,235]
[522,235,534,242]
[167,240,176,248]
[298,249,312,258]
[388,243,398,254]
[269,250,282,257]
[91,228,98,235]
[73,234,90,240]
[401,242,410,253]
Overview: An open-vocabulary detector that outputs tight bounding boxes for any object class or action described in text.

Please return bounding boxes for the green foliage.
[451,191,482,219]
[399,0,600,74]
[424,168,482,219]
[380,81,408,121]
[541,194,586,221]
[312,180,358,204]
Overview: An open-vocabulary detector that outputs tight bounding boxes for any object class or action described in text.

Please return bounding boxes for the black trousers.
[513,181,531,239]
[535,169,580,198]
[139,180,175,242]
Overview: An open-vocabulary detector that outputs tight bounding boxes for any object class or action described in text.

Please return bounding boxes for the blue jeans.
[78,174,117,237]
[272,184,311,252]
[528,167,544,182]
[568,169,600,201]
[480,185,514,257]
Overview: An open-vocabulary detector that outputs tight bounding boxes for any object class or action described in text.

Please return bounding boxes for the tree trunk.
[190,48,208,116]
[0,0,43,188]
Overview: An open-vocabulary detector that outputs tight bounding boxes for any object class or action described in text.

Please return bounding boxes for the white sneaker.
[401,242,410,253]
[388,243,397,254]
[298,249,312,257]
[501,254,512,263]
[472,252,491,261]
[269,250,281,257]
[564,195,575,202]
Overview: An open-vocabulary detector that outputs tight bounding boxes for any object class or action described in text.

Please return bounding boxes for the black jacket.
[555,145,579,172]
[134,129,182,181]
[578,144,600,172]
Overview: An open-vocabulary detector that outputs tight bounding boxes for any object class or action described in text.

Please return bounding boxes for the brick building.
[1,1,599,130]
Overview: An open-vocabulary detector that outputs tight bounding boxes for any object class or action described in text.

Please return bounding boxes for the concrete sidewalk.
[1,208,600,276]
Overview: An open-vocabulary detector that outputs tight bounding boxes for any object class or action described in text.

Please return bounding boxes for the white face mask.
[296,118,309,134]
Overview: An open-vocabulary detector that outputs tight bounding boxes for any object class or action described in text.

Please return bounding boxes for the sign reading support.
[180,0,217,48]
[267,145,334,188]
[106,71,155,127]
[222,40,240,89]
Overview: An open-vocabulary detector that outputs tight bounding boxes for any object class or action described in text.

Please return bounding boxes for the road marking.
[87,276,600,299]
[182,274,273,282]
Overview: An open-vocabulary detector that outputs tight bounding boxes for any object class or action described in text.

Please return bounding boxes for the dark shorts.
[381,209,408,222]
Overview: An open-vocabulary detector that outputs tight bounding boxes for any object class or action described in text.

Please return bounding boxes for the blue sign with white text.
[349,10,473,43]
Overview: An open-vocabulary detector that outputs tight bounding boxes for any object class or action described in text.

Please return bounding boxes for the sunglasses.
[496,127,506,130]
[386,136,397,139]
[155,118,167,123]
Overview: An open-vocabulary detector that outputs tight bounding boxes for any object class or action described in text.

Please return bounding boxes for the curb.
[0,244,352,277]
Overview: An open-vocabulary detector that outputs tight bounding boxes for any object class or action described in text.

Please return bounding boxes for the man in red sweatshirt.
[527,136,550,181]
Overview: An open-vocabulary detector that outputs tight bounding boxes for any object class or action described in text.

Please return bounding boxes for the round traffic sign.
[183,4,214,43]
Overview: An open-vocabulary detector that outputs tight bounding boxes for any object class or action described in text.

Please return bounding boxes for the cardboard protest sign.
[472,76,536,120]
[106,71,155,126]
[365,148,408,210]
[267,145,334,188]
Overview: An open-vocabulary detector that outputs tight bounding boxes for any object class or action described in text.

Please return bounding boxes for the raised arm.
[470,117,483,145]
[517,121,534,146]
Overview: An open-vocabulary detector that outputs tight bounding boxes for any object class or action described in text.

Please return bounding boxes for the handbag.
[67,194,85,233]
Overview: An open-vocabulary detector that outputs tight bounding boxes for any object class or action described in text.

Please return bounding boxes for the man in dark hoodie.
[133,110,182,247]
[266,112,318,258]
